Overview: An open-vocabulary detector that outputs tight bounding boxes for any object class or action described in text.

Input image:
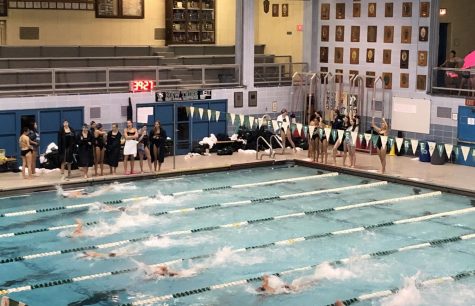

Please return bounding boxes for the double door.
[136,99,227,155]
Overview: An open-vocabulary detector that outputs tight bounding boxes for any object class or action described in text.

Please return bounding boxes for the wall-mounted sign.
[129,80,155,92]
[155,90,212,102]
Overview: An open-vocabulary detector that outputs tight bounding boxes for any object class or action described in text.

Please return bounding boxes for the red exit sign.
[296,24,303,32]
[129,80,155,92]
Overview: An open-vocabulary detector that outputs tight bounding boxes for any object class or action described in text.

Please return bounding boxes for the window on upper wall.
[96,0,144,19]
[432,0,475,98]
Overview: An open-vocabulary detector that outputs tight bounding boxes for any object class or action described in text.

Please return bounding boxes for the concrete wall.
[0,86,294,134]
[439,0,475,58]
[0,0,235,46]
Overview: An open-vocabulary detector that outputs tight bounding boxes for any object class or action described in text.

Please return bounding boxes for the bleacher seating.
[0,44,293,94]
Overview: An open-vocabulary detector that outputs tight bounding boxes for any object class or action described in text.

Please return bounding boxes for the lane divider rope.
[118,232,475,305]
[324,269,475,306]
[0,179,385,239]
[1,224,473,298]
[0,173,338,218]
[0,191,457,267]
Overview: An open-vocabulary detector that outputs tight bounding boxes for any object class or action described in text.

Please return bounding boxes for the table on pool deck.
[0,150,473,193]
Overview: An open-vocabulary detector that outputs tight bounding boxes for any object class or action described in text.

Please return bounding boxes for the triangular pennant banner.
[388,138,394,150]
[351,131,358,145]
[380,136,388,149]
[249,116,255,129]
[332,129,338,142]
[296,123,303,137]
[319,128,324,139]
[258,118,264,128]
[215,111,220,121]
[272,120,279,132]
[229,113,235,125]
[189,106,195,117]
[364,133,372,145]
[427,141,436,156]
[324,127,331,141]
[198,108,204,120]
[444,144,453,157]
[396,138,404,152]
[185,106,190,116]
[437,144,444,157]
[454,146,460,160]
[337,129,344,142]
[207,109,212,121]
[303,125,308,138]
[461,146,470,161]
[290,124,296,134]
[411,139,419,155]
[309,126,316,138]
[239,114,245,126]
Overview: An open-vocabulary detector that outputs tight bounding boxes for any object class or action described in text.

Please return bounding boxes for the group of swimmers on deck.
[301,109,389,173]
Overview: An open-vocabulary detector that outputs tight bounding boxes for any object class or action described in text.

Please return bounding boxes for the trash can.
[430,143,447,165]
[419,141,431,162]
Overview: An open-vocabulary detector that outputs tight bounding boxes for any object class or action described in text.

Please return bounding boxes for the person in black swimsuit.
[77,124,93,179]
[58,120,75,179]
[308,114,319,162]
[106,123,122,175]
[19,127,34,179]
[149,120,167,171]
[137,125,153,173]
[371,117,389,174]
[93,123,107,176]
[28,121,40,175]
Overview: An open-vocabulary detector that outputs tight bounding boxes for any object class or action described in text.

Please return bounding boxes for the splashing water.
[380,272,422,306]
[142,235,211,249]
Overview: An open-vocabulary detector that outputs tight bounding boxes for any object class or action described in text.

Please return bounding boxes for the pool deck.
[0,150,474,196]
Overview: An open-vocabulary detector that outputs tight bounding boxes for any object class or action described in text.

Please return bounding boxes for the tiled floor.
[0,149,473,195]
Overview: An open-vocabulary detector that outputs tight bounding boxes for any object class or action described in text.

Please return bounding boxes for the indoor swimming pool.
[0,164,475,306]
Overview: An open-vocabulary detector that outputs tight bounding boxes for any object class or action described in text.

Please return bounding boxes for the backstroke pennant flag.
[324,127,332,141]
[239,114,245,126]
[198,108,204,120]
[258,117,263,128]
[410,139,419,155]
[296,123,303,136]
[207,109,212,121]
[371,134,379,147]
[395,137,404,152]
[189,106,195,117]
[427,141,436,156]
[444,144,453,158]
[437,144,445,157]
[364,133,372,146]
[380,135,388,148]
[249,116,255,129]
[309,125,316,138]
[337,129,344,142]
[229,113,235,125]
[461,146,470,161]
[215,110,220,121]
[454,146,460,160]
[272,120,279,132]
[351,131,358,145]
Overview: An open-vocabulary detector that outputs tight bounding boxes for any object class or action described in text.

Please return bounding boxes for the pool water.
[0,164,474,306]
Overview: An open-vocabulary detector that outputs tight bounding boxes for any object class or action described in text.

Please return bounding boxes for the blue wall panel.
[458,106,475,143]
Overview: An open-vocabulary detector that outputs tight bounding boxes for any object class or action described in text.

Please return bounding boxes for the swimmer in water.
[71,219,84,238]
[80,251,117,259]
[334,301,344,306]
[62,189,89,198]
[255,275,295,294]
[146,264,180,277]
[98,204,127,212]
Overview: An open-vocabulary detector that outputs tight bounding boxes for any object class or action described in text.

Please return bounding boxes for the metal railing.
[431,67,475,97]
[0,62,307,96]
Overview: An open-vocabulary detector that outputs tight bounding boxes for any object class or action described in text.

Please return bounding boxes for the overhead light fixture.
[439,8,447,16]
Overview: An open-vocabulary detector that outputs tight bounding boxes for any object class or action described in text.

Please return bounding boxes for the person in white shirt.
[276,109,296,154]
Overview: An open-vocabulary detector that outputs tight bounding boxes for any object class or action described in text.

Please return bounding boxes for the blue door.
[458,106,475,143]
[0,107,83,164]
